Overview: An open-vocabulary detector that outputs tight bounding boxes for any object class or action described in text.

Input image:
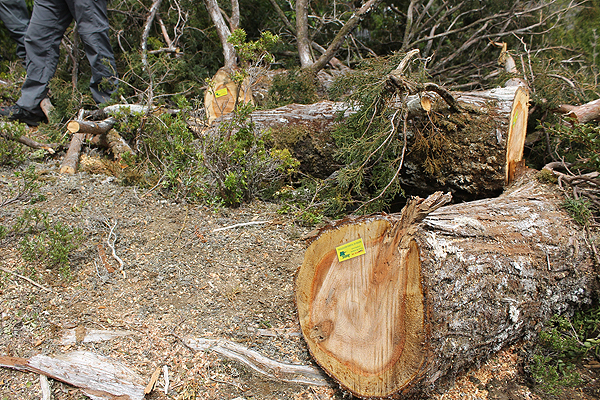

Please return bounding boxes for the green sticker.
[336,238,366,262]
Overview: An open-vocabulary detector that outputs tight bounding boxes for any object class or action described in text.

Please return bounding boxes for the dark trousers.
[0,0,30,59]
[17,0,117,115]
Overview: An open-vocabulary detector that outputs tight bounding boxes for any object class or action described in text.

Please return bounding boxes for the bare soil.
[0,157,599,400]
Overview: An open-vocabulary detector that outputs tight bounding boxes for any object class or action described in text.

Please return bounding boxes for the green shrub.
[14,208,84,278]
[529,307,600,395]
[0,122,29,166]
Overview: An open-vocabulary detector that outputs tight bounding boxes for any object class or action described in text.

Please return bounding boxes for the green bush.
[200,103,299,206]
[529,307,600,395]
[13,208,84,278]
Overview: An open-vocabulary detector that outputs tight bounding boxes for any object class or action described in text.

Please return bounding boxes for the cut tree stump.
[296,169,597,399]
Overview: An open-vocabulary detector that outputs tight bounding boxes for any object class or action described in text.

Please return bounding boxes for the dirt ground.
[0,156,599,400]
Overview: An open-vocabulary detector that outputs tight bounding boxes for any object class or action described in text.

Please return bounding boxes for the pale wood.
[40,375,51,400]
[67,117,116,134]
[296,171,597,398]
[40,98,54,121]
[556,98,600,123]
[0,352,146,400]
[204,67,253,125]
[60,133,85,174]
[505,86,529,184]
[59,328,134,345]
[183,336,329,386]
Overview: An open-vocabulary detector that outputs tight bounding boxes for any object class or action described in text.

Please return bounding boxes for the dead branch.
[0,352,146,400]
[182,336,330,386]
[307,0,383,73]
[555,98,600,124]
[212,220,270,232]
[59,328,134,345]
[40,375,51,400]
[104,220,125,275]
[388,49,460,111]
[0,267,54,292]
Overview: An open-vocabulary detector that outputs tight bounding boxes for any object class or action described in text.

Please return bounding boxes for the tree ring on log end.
[296,217,426,398]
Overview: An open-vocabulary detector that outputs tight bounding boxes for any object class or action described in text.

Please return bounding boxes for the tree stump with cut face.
[296,171,597,398]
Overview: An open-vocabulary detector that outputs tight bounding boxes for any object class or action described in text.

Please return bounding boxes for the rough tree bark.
[296,169,597,399]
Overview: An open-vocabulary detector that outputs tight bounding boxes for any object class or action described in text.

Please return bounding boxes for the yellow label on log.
[215,88,228,98]
[336,238,366,262]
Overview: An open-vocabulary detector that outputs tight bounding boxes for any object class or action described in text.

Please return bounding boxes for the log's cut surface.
[296,171,597,399]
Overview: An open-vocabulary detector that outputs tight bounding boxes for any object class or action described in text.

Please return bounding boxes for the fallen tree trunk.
[296,169,597,399]
[205,82,528,196]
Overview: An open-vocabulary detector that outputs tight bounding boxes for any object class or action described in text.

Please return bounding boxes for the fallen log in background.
[203,82,528,197]
[296,169,597,399]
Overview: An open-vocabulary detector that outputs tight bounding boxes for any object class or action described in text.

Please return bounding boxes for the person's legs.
[0,0,30,59]
[16,0,71,115]
[67,0,117,105]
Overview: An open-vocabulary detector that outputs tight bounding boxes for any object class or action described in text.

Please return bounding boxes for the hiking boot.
[0,105,46,126]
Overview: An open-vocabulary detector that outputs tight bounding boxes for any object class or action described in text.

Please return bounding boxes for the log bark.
[60,133,85,174]
[296,170,597,399]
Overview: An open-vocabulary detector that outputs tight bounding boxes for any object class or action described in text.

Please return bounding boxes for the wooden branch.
[0,122,58,153]
[106,129,135,159]
[0,267,54,292]
[60,133,85,174]
[0,352,146,400]
[212,220,270,232]
[308,0,383,73]
[67,117,117,135]
[555,98,600,124]
[40,98,54,121]
[40,375,51,400]
[183,336,330,386]
[59,328,135,345]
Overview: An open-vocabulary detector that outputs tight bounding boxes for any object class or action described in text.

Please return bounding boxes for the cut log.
[40,98,54,121]
[60,133,85,174]
[66,117,116,135]
[296,169,597,399]
[204,82,528,197]
[397,84,529,200]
